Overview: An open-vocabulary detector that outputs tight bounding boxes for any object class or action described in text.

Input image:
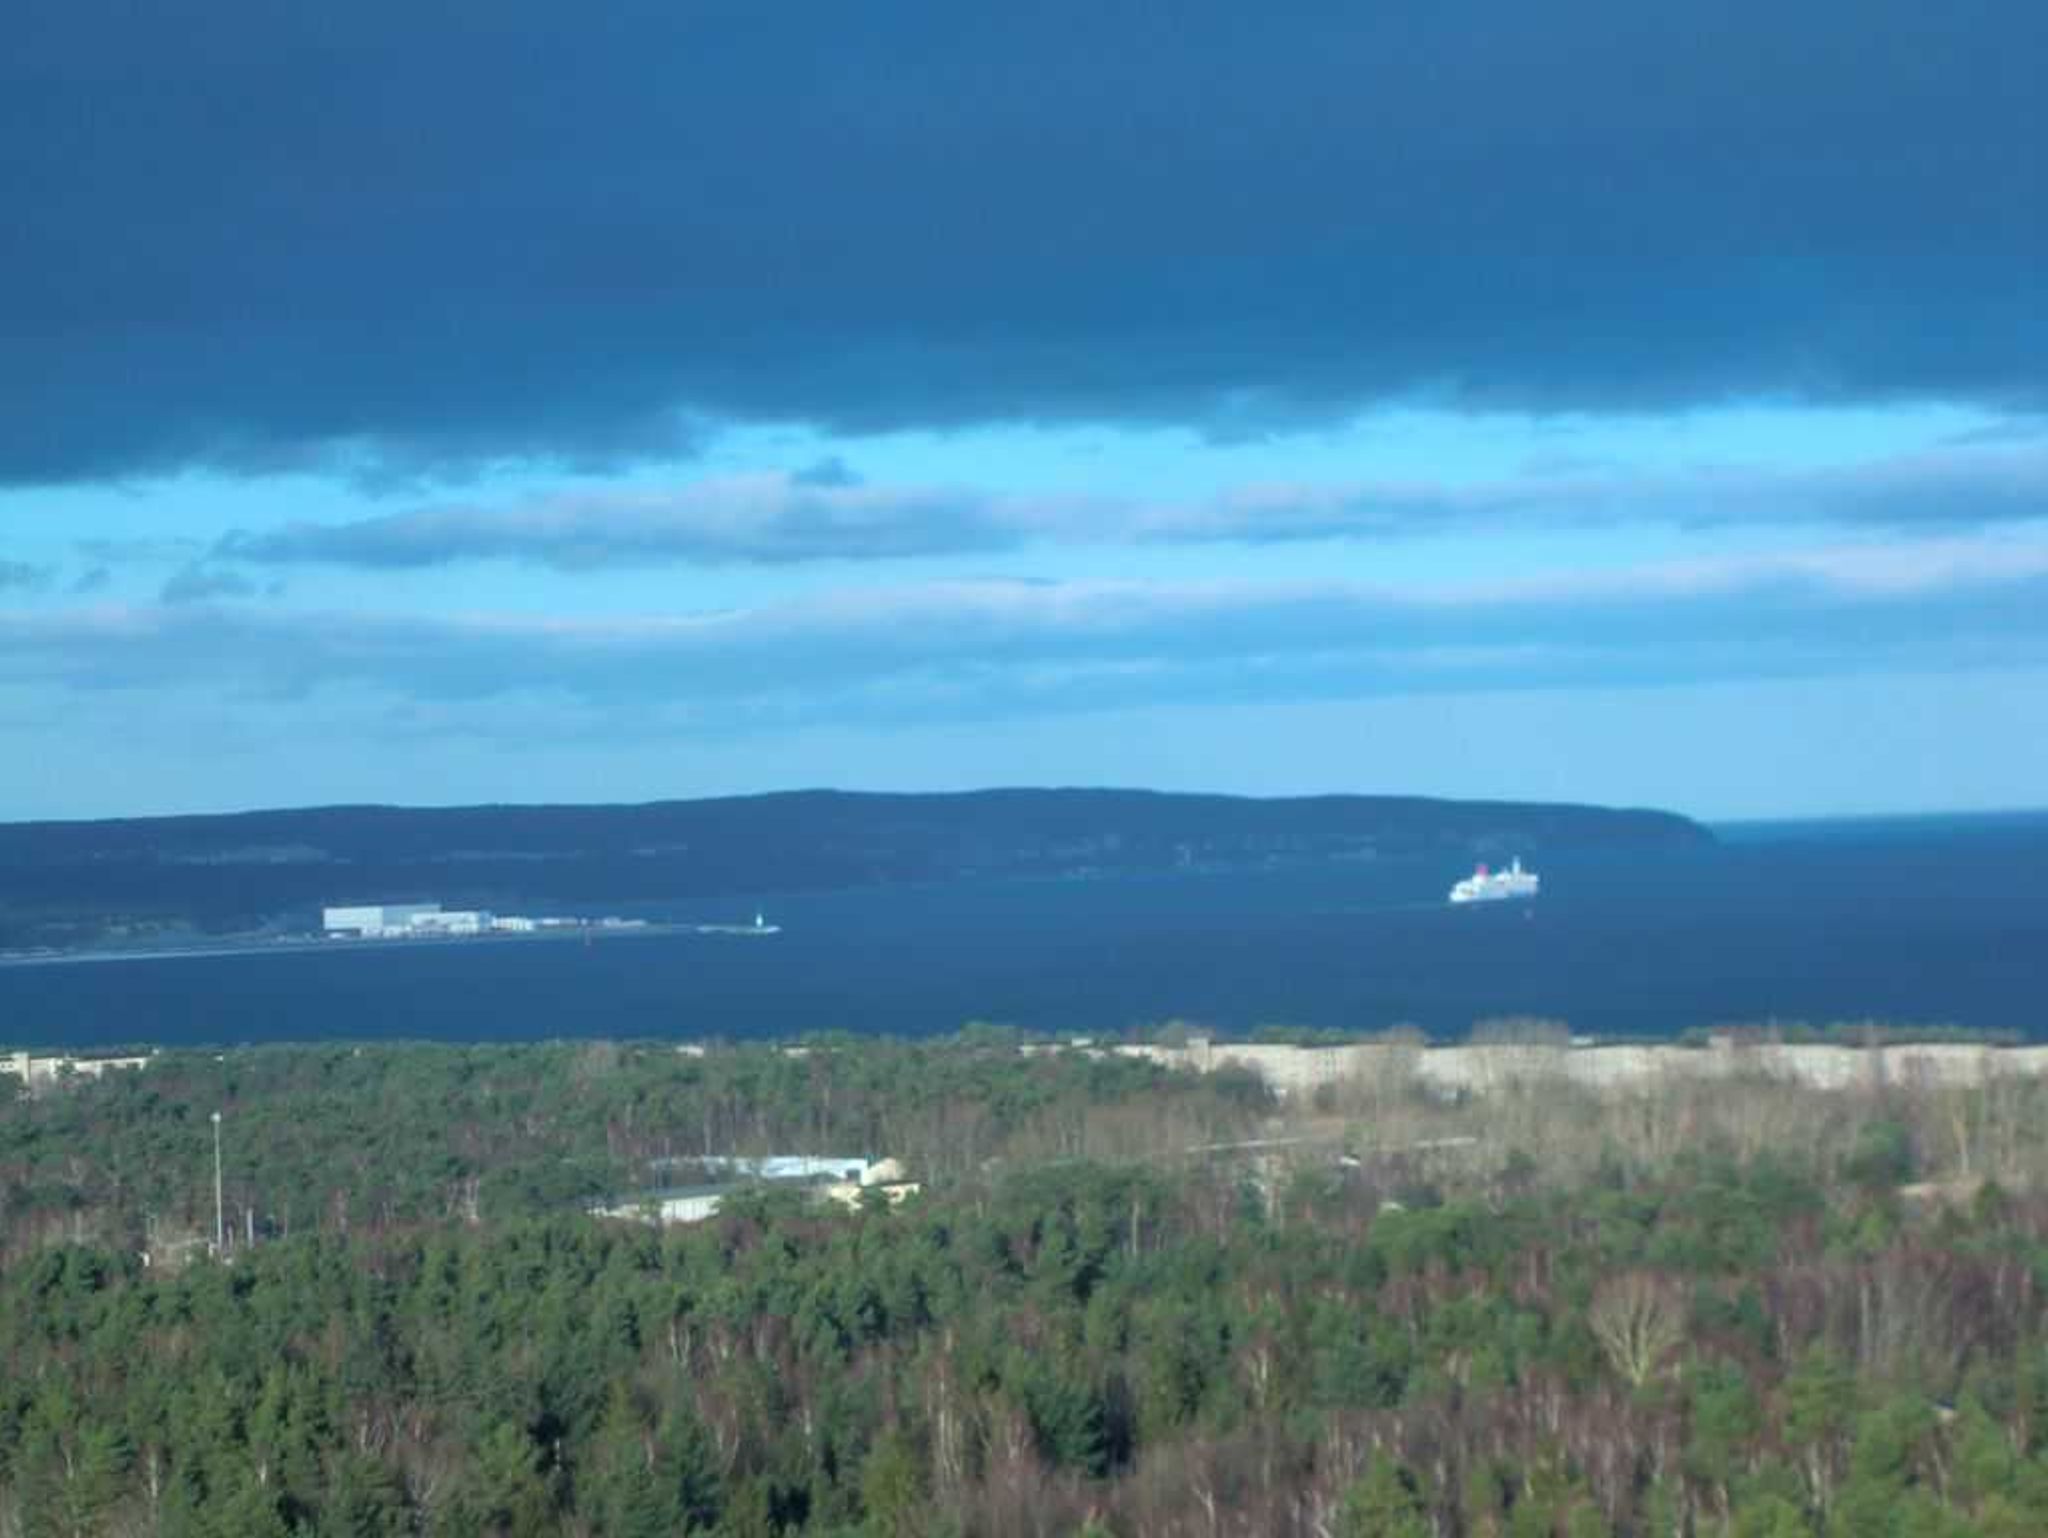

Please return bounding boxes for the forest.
[7,1036,2048,1536]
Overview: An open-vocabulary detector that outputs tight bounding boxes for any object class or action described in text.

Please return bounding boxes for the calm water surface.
[4,814,2042,1047]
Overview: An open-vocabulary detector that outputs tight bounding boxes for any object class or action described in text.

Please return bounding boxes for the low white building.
[322,903,443,936]
[592,1155,917,1226]
[592,1186,731,1225]
[3,1051,153,1085]
[693,1155,876,1183]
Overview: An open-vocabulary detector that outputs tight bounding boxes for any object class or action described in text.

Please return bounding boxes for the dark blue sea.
[3,813,2043,1048]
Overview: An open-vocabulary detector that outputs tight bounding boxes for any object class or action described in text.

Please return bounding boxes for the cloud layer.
[3,0,2042,483]
[7,544,2043,733]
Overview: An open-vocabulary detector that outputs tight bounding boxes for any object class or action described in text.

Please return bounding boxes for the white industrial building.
[322,902,494,938]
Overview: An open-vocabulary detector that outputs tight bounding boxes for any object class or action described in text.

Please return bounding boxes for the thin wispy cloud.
[74,537,209,567]
[214,445,2048,572]
[160,565,265,605]
[218,476,1046,570]
[0,560,50,592]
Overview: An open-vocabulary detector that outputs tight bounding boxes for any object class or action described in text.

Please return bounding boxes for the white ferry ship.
[1448,857,1540,904]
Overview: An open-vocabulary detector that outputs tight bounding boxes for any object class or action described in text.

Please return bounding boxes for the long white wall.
[1097,1038,2048,1096]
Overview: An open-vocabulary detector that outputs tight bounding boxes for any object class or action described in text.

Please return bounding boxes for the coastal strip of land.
[0,916,777,970]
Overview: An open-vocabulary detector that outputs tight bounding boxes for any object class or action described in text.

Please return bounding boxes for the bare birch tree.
[1589,1272,1686,1388]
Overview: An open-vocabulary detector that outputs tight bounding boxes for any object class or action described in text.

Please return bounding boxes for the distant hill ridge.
[0,788,1710,945]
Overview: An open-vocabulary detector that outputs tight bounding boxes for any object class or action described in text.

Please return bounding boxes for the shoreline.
[0,919,779,971]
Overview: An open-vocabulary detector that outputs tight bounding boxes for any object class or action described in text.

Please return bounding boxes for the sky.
[3,0,2044,821]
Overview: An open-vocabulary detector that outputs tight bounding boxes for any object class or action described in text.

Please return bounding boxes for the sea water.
[2,812,2042,1047]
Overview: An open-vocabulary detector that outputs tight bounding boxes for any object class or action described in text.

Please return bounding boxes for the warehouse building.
[322,903,490,938]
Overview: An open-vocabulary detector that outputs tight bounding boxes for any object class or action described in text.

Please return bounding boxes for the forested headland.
[0,789,1709,947]
[7,1036,2048,1536]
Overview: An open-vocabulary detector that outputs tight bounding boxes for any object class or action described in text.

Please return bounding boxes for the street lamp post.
[210,1110,224,1254]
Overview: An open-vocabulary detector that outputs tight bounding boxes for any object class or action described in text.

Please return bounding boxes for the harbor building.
[322,903,445,936]
[322,903,495,938]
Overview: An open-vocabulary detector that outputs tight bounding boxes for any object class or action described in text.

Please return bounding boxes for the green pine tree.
[1339,1454,1431,1538]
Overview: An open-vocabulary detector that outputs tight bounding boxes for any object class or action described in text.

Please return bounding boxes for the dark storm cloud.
[216,445,2048,571]
[3,1,2042,485]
